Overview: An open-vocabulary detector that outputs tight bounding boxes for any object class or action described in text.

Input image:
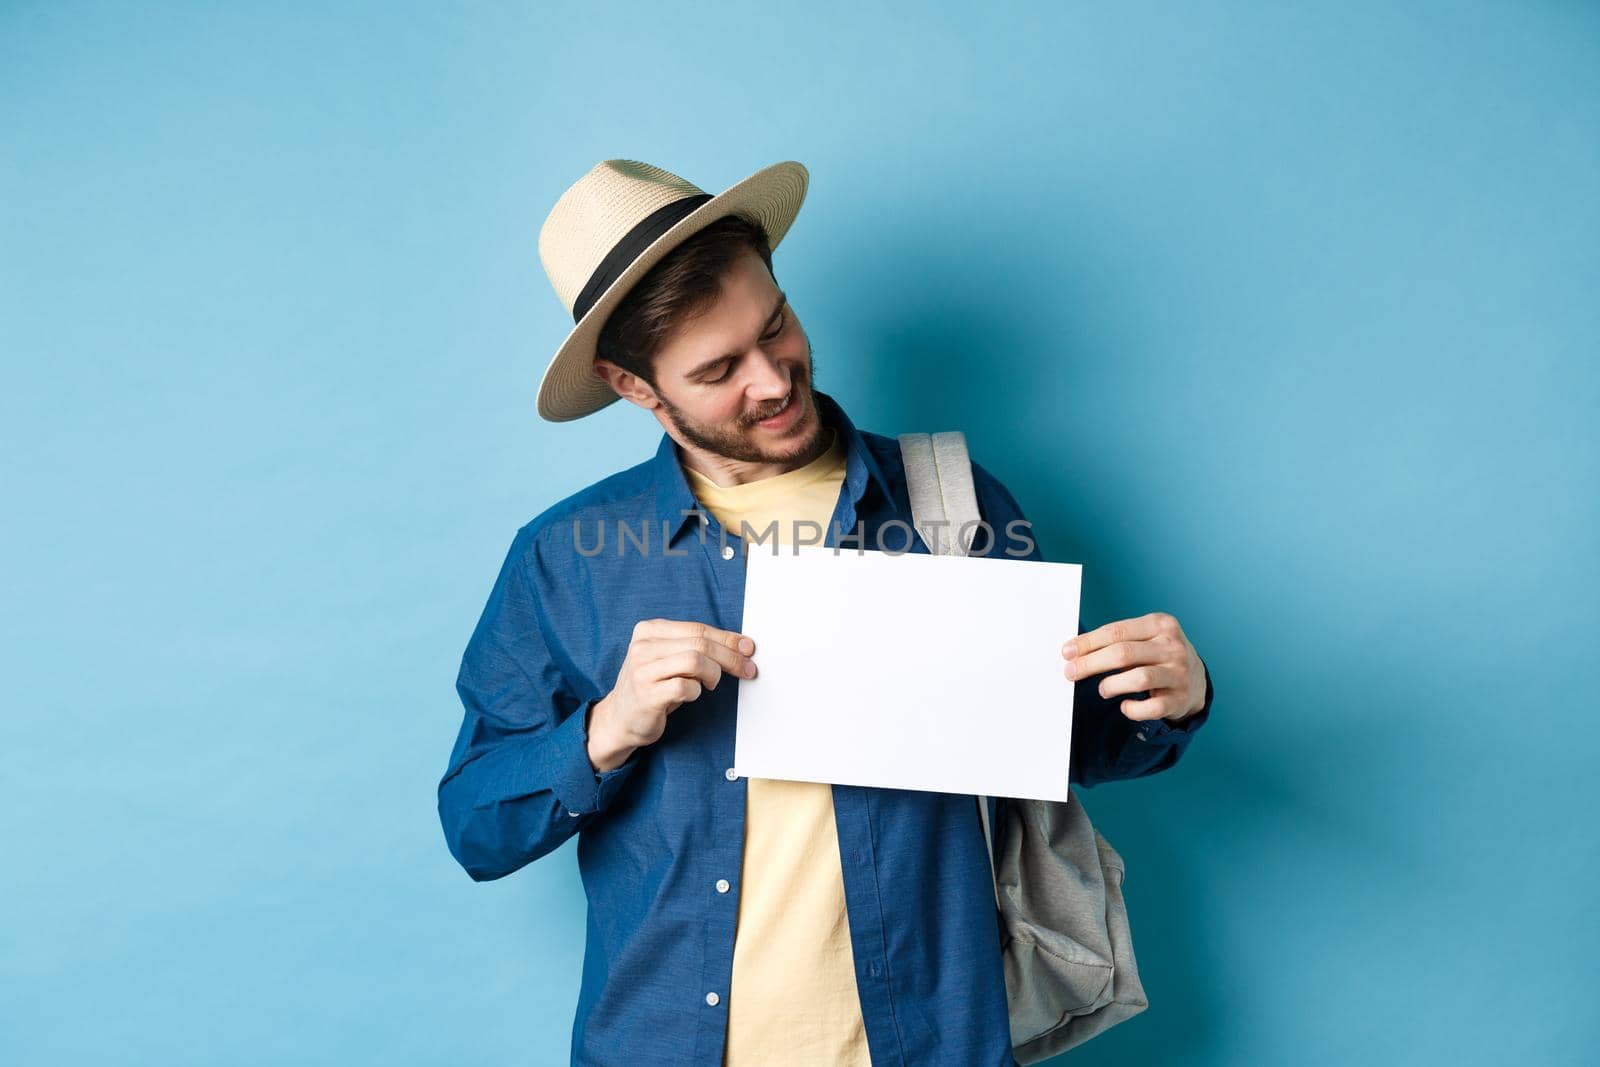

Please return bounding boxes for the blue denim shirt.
[438,390,1212,1066]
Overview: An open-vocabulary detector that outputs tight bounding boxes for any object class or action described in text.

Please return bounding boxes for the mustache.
[741,377,808,426]
[734,349,816,427]
[744,395,791,424]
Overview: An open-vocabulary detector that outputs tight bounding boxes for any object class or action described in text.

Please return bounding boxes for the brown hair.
[594,213,776,387]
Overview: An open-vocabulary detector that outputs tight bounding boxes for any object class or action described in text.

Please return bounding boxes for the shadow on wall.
[807,213,1424,1061]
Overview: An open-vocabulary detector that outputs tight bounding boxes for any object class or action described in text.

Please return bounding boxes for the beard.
[655,351,825,465]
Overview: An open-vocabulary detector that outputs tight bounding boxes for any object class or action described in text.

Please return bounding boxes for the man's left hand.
[1062,612,1207,724]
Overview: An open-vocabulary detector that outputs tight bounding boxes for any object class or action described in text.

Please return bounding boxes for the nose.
[744,348,790,404]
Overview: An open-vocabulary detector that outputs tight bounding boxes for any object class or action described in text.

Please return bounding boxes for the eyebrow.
[685,290,787,380]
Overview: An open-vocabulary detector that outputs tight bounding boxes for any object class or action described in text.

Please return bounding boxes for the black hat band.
[572,193,715,324]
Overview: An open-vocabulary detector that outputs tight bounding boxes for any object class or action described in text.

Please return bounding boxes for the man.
[437,159,1213,1066]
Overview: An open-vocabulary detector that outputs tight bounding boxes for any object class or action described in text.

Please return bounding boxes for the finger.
[642,635,756,680]
[1062,613,1167,660]
[633,618,756,656]
[1092,664,1181,700]
[1062,638,1164,682]
[655,675,703,709]
[1118,688,1182,721]
[649,648,728,692]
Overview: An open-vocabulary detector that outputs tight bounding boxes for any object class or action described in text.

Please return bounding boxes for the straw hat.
[535,159,810,422]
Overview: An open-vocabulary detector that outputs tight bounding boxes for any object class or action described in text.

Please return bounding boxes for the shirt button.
[724,768,739,781]
[705,991,720,1007]
[1136,730,1149,741]
[567,810,580,817]
[720,544,735,560]
[715,878,730,894]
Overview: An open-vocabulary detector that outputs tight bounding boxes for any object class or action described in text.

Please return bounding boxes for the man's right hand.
[586,619,758,773]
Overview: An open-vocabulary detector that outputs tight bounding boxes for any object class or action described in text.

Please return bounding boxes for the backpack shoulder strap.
[897,430,982,556]
[897,430,1000,907]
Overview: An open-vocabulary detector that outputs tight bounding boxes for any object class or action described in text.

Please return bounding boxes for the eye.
[702,309,786,385]
[762,308,786,340]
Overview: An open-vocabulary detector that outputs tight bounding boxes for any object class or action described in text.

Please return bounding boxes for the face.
[596,247,824,469]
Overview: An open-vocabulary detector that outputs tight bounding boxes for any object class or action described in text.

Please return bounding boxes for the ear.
[592,359,661,411]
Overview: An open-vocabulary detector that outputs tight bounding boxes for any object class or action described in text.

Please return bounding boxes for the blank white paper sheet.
[733,544,1082,802]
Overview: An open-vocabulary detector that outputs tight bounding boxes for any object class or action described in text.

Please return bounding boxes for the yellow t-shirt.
[682,428,871,1067]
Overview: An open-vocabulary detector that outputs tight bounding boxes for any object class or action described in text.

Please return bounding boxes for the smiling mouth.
[751,392,793,425]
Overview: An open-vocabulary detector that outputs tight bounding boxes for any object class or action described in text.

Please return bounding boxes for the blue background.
[4,2,1596,1063]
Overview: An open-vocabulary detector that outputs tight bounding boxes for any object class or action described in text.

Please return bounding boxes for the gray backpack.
[897,431,1150,1064]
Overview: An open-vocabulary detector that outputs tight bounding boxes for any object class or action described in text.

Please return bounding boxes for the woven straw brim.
[536,161,810,422]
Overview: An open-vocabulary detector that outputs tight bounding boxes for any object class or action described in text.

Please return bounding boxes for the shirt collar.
[651,389,894,544]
